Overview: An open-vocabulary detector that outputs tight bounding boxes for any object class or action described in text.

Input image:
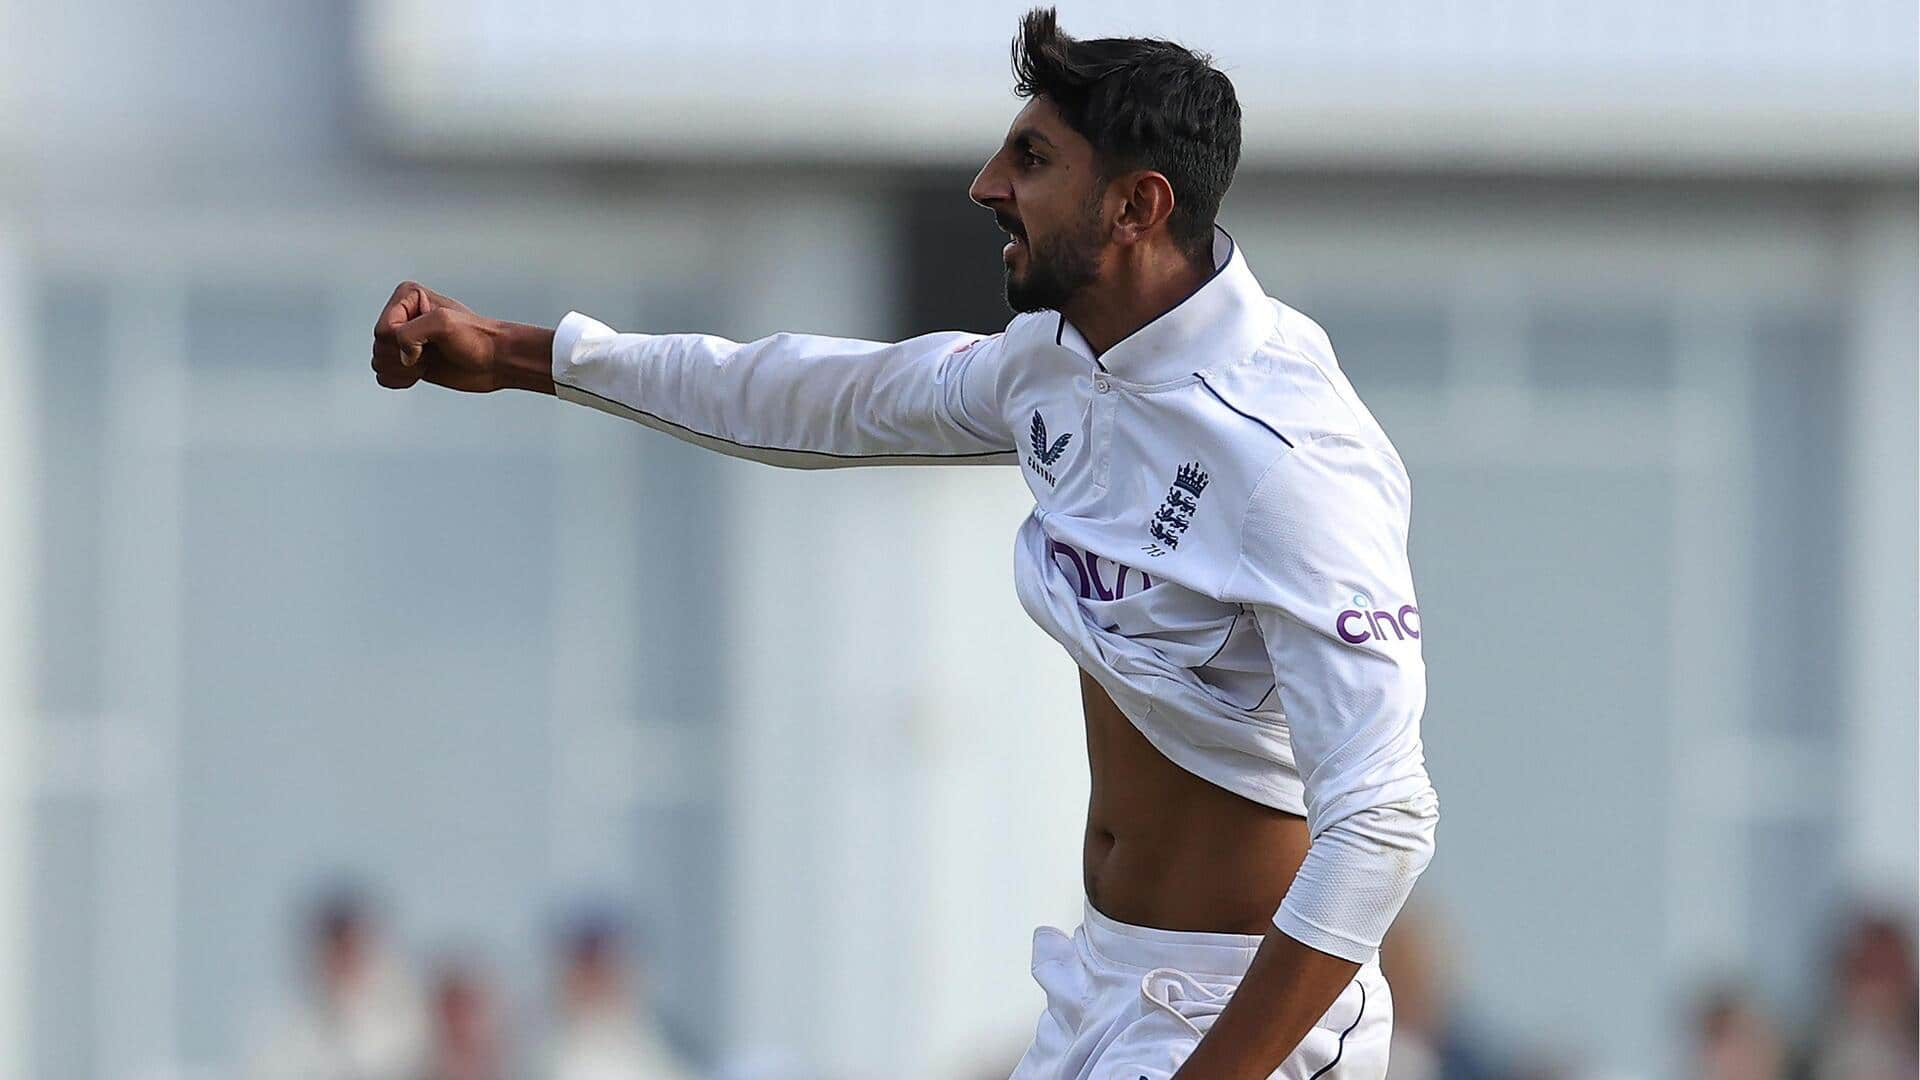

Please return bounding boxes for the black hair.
[307,880,373,944]
[1011,7,1241,263]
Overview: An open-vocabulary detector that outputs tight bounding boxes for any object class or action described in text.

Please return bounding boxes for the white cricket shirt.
[550,228,1438,963]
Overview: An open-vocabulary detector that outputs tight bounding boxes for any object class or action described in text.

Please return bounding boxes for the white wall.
[0,6,29,1070]
[362,0,1917,171]
[1842,193,1920,901]
[0,225,34,1080]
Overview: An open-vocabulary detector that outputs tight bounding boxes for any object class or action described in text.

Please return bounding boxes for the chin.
[1003,275,1050,315]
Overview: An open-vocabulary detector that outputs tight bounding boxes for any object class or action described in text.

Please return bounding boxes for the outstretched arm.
[370,282,1018,468]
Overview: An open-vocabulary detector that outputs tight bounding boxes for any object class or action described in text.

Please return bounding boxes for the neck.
[1061,244,1212,357]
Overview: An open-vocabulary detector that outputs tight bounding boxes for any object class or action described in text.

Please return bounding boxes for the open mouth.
[996,214,1027,258]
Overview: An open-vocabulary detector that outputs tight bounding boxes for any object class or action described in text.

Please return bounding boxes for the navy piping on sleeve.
[1196,374,1293,448]
[1307,983,1367,1079]
[559,382,1013,461]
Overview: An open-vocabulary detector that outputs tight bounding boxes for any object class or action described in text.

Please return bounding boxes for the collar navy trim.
[1054,313,1108,371]
[1058,227,1237,361]
[1094,228,1237,357]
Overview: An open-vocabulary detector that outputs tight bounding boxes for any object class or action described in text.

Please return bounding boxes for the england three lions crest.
[1142,462,1209,557]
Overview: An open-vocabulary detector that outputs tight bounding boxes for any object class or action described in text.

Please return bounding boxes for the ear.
[1112,171,1177,246]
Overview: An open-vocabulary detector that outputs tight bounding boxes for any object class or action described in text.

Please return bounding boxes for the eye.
[1021,150,1045,169]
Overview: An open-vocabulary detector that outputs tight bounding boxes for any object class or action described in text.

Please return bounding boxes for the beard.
[1003,201,1105,314]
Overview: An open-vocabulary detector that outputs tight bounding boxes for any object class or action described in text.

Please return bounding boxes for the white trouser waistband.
[1079,900,1265,979]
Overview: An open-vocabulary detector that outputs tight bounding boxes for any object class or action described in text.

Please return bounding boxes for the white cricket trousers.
[1009,901,1392,1079]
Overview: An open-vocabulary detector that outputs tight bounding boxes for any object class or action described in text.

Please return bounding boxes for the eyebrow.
[1010,127,1057,152]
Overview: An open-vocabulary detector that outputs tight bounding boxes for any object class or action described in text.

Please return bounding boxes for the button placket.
[1092,380,1115,490]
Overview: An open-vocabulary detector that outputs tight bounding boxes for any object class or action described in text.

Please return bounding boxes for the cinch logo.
[1336,592,1421,644]
[1048,538,1154,601]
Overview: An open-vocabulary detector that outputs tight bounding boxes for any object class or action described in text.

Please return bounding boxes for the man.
[542,909,694,1080]
[421,959,510,1080]
[371,9,1437,1077]
[247,888,429,1080]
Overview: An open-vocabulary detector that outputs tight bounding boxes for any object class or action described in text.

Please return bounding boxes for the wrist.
[491,319,557,394]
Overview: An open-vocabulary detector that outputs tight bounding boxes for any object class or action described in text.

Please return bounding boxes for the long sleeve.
[1222,434,1439,964]
[550,311,1018,468]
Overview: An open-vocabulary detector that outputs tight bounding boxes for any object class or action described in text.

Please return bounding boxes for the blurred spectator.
[1692,984,1786,1080]
[247,885,430,1080]
[424,958,511,1080]
[542,907,695,1080]
[1802,908,1918,1080]
[1381,905,1508,1079]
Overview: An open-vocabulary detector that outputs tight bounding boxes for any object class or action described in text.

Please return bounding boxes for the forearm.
[1175,928,1358,1077]
[492,320,557,395]
[1178,798,1436,1075]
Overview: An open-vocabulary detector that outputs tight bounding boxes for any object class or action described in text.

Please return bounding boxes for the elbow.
[1275,785,1439,961]
[1376,785,1440,884]
[1410,785,1440,878]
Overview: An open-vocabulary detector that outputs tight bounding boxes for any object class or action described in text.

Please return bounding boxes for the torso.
[1079,668,1309,935]
[995,273,1384,934]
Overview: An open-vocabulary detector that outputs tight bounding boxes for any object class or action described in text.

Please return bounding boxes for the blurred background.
[0,1,1915,1078]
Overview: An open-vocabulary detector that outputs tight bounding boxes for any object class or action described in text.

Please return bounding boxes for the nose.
[969,155,1010,210]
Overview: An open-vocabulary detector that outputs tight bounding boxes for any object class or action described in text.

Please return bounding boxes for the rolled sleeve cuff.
[1273,902,1379,965]
[1270,790,1439,965]
[552,310,615,385]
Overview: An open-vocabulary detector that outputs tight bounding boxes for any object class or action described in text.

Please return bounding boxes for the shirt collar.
[1053,225,1275,384]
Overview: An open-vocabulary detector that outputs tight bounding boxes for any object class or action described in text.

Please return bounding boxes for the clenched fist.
[371,282,555,395]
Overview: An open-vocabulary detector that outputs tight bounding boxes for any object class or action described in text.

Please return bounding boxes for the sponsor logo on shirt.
[1336,592,1421,644]
[1047,538,1153,601]
[1026,410,1073,486]
[1142,461,1209,557]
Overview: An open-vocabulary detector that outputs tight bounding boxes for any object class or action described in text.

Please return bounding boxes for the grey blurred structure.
[0,2,1914,1078]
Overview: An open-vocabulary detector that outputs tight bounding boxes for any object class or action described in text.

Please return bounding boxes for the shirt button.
[1094,378,1110,393]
